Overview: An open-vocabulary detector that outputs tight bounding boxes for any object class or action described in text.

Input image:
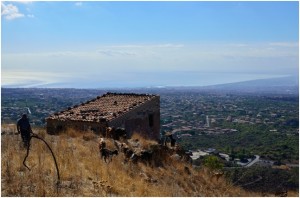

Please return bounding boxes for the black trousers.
[21,130,31,146]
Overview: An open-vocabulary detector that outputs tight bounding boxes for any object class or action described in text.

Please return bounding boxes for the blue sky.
[1,1,299,88]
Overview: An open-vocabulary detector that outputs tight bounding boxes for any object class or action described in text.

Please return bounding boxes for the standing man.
[17,114,32,147]
[164,132,176,147]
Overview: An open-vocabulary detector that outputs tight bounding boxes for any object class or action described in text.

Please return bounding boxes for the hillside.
[202,76,299,95]
[0,125,264,197]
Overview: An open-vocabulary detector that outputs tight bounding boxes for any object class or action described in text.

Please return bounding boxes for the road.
[285,163,299,167]
[245,155,260,167]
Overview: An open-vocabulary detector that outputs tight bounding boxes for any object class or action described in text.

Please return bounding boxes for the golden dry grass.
[1,124,262,197]
[130,132,159,149]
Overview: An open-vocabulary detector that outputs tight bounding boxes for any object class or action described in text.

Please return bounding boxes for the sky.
[1,1,299,88]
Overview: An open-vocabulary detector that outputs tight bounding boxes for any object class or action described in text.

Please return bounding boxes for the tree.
[203,155,223,171]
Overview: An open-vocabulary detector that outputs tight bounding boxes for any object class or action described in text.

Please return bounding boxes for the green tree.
[203,155,223,171]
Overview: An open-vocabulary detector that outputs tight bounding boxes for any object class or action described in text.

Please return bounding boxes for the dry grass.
[1,124,261,197]
[61,127,82,138]
[130,132,159,149]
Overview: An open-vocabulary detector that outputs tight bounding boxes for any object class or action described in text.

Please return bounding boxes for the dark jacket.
[17,118,31,133]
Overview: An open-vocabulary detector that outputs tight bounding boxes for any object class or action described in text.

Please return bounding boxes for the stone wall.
[108,96,160,140]
[46,119,107,135]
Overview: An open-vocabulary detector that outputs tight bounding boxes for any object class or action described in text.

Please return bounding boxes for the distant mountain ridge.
[2,76,299,95]
[199,76,299,95]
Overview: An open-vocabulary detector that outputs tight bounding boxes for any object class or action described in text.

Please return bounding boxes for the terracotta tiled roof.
[47,92,157,122]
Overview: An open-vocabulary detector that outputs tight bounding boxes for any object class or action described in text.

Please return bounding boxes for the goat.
[105,127,127,140]
[98,138,106,150]
[120,143,129,153]
[114,140,123,151]
[129,150,153,164]
[121,145,134,163]
[100,148,118,163]
[212,170,224,181]
[130,153,139,163]
[105,127,114,138]
[140,150,153,163]
[124,149,134,162]
[114,128,126,140]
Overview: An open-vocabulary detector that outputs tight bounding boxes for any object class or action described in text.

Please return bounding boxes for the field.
[0,124,262,197]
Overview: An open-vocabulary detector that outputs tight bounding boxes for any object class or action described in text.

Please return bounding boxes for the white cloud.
[27,14,34,18]
[1,2,24,20]
[15,1,32,4]
[97,50,136,56]
[75,2,83,6]
[109,43,184,49]
[269,42,299,48]
[95,44,184,58]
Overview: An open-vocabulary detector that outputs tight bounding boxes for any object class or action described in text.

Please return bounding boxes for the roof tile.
[47,92,157,122]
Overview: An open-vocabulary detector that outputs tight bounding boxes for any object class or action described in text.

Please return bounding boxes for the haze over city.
[1,1,299,88]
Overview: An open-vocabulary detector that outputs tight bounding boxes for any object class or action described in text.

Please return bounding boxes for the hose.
[23,133,60,184]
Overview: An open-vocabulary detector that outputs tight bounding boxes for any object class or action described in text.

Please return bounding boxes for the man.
[17,114,32,147]
[164,132,176,147]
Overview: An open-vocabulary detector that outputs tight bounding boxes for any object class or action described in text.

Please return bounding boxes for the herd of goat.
[98,138,154,164]
[99,127,158,163]
[98,127,191,165]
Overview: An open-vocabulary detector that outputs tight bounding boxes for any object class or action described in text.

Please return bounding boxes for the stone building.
[46,92,160,140]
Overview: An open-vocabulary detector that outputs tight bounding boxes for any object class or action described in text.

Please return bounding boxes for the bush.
[203,155,223,171]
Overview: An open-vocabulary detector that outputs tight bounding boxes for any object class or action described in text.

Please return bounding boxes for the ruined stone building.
[46,92,160,140]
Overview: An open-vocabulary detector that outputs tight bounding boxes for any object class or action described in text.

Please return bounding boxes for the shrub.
[203,155,223,171]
